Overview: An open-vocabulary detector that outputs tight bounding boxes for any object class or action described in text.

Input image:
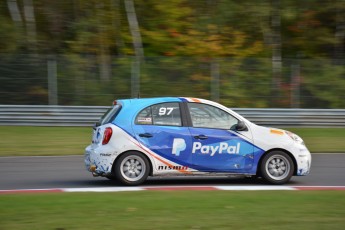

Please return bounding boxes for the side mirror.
[235,120,248,131]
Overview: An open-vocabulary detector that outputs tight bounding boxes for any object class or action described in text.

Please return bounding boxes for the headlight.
[285,131,305,145]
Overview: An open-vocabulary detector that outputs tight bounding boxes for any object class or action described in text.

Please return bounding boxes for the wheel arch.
[257,148,298,176]
[112,150,154,176]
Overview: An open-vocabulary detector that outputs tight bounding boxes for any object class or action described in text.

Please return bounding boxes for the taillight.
[102,127,113,145]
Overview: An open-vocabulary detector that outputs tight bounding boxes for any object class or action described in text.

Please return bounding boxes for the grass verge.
[287,127,345,153]
[0,126,90,156]
[0,126,344,157]
[0,191,345,229]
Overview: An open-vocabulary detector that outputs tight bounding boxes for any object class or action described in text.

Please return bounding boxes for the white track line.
[63,187,144,192]
[1,186,345,194]
[215,186,296,190]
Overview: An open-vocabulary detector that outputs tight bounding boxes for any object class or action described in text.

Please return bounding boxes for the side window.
[187,103,238,129]
[135,102,182,126]
[152,103,182,126]
[135,106,153,125]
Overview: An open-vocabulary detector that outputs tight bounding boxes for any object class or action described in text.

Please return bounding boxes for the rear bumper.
[84,145,115,176]
[84,146,92,171]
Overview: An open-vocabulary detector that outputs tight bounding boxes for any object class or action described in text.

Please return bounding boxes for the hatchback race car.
[85,97,311,185]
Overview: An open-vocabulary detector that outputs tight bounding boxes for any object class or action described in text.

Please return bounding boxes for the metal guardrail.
[234,108,345,127]
[0,105,344,127]
[0,105,109,127]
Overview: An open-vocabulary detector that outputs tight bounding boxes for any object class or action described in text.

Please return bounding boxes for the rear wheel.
[114,152,150,186]
[260,151,294,185]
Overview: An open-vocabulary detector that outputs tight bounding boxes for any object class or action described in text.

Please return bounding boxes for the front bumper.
[295,146,311,176]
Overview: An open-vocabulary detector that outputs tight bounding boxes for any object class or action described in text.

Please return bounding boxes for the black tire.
[260,151,294,185]
[106,175,116,180]
[114,151,150,186]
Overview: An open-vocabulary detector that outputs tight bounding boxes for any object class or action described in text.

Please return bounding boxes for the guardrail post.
[211,60,220,103]
[47,55,58,105]
[131,57,140,98]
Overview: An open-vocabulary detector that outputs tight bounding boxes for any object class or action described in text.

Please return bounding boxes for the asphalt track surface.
[0,154,344,190]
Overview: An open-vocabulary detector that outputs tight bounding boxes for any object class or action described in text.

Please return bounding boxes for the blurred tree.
[301,59,345,108]
[0,0,344,108]
[334,0,345,64]
[0,15,23,53]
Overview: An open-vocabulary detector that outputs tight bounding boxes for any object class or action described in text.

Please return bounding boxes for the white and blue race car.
[85,97,311,185]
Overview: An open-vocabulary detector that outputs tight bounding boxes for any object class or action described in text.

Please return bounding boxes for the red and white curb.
[1,186,345,194]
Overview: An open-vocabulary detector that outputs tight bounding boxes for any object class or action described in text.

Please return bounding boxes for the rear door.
[132,102,194,170]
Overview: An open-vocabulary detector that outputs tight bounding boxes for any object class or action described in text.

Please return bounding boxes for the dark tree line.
[0,0,344,108]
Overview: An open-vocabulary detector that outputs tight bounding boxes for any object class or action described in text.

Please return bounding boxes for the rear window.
[97,104,121,126]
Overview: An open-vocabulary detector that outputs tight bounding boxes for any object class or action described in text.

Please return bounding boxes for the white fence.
[0,105,344,127]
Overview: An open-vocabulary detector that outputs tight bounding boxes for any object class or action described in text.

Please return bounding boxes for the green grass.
[287,128,345,153]
[0,126,90,156]
[0,191,344,229]
[0,126,344,157]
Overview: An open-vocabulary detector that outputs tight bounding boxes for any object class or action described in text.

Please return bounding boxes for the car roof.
[113,97,250,128]
[116,97,220,106]
[118,97,182,104]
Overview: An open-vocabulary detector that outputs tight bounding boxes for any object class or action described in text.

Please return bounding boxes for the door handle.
[139,133,153,138]
[194,135,208,140]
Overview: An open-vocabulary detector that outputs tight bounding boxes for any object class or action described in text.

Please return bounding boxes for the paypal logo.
[172,138,241,157]
[172,138,186,156]
[192,142,241,156]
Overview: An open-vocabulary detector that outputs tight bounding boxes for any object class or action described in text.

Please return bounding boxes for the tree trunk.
[124,0,144,97]
[271,0,282,107]
[23,0,37,54]
[7,0,23,25]
[334,0,345,65]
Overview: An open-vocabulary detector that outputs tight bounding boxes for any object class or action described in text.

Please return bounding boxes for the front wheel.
[114,152,150,186]
[260,151,294,185]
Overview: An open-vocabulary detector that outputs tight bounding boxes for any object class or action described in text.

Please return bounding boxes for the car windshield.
[97,104,121,126]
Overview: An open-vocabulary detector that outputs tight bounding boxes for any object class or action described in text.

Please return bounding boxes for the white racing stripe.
[63,187,144,192]
[215,186,296,191]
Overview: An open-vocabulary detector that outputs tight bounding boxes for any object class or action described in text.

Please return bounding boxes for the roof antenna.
[137,92,140,98]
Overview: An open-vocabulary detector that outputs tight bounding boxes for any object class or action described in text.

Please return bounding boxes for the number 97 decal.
[159,107,174,116]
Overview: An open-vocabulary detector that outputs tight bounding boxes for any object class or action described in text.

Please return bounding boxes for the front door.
[186,102,255,172]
